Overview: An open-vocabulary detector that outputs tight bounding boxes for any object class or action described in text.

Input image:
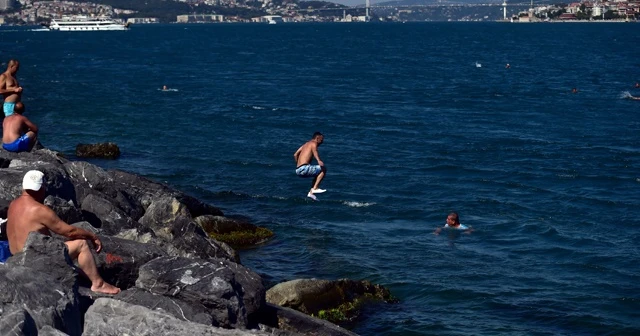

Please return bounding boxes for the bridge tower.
[502,0,507,20]
[366,0,370,22]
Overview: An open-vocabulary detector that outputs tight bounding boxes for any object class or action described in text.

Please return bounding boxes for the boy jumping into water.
[294,132,327,201]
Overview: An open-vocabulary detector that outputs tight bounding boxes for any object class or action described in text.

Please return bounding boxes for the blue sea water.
[1,22,639,335]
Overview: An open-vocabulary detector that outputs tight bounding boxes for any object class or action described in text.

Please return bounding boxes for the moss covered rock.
[75,142,120,159]
[195,215,273,247]
[265,278,397,324]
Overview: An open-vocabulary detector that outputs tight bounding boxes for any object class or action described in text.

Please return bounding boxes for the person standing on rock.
[0,59,23,116]
[2,102,38,152]
[294,131,327,201]
[6,170,121,295]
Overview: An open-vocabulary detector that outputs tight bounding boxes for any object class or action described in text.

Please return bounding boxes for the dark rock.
[135,256,264,328]
[266,279,396,324]
[45,196,84,224]
[83,298,272,336]
[0,164,76,206]
[0,305,38,336]
[90,235,168,290]
[115,288,214,325]
[168,230,239,263]
[38,325,70,336]
[195,215,274,247]
[138,196,192,240]
[1,233,82,335]
[75,142,120,159]
[6,232,78,287]
[108,169,224,217]
[258,303,358,336]
[80,193,140,235]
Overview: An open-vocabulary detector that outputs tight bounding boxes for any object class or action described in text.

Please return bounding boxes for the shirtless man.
[0,59,23,116]
[2,102,38,152]
[7,170,121,294]
[294,132,327,201]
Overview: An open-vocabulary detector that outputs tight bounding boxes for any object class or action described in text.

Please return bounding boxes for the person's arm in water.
[37,205,102,252]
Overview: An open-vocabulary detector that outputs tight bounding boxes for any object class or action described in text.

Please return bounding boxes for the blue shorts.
[296,164,322,177]
[3,134,31,152]
[3,102,15,116]
[0,240,11,263]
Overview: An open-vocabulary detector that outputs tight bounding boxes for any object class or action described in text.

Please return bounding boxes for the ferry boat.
[46,16,130,31]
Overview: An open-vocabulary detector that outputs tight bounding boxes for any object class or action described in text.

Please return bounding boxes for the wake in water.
[158,88,179,92]
[342,201,375,208]
[620,91,632,99]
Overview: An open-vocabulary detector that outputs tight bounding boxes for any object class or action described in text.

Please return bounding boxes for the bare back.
[295,140,317,167]
[0,72,21,102]
[7,195,53,255]
[2,114,28,143]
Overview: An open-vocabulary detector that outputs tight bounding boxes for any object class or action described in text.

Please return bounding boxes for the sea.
[1,22,639,335]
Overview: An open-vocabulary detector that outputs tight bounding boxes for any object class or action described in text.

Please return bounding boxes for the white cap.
[23,170,44,191]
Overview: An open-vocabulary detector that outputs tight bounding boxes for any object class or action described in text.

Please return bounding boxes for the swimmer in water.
[434,212,472,235]
[635,82,639,88]
[162,85,168,91]
[571,88,578,94]
[505,63,510,69]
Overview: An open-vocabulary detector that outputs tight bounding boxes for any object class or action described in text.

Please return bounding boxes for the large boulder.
[80,193,141,235]
[266,279,396,324]
[83,298,272,336]
[0,305,38,336]
[135,256,265,328]
[115,287,214,326]
[91,235,168,290]
[44,196,84,225]
[108,169,224,218]
[138,196,192,240]
[195,215,274,247]
[1,233,82,335]
[257,303,358,336]
[75,142,120,160]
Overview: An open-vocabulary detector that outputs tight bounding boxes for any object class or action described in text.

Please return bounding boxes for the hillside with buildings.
[0,0,637,24]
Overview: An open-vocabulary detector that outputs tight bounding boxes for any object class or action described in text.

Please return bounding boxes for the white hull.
[48,18,129,31]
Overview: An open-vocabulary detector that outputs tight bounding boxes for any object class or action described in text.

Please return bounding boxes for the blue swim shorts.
[2,134,31,152]
[3,102,15,116]
[296,164,322,177]
[0,240,11,263]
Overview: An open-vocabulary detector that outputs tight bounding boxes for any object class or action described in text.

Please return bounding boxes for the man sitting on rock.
[2,102,38,152]
[6,170,121,294]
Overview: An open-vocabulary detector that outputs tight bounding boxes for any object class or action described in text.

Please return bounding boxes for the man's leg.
[311,166,326,191]
[25,131,37,151]
[65,239,120,294]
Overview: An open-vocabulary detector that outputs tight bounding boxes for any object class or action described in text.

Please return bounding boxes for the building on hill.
[127,17,159,24]
[0,0,14,11]
[176,14,224,23]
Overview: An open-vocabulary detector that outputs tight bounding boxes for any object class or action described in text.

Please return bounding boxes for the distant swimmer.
[294,132,327,201]
[162,85,168,91]
[434,212,472,235]
[475,62,482,68]
[0,59,23,116]
[505,63,511,69]
[635,82,640,88]
[571,88,578,94]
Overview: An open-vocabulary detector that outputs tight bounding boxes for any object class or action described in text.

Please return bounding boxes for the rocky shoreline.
[0,147,394,335]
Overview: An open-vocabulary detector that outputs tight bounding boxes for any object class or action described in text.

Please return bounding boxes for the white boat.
[46,16,130,31]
